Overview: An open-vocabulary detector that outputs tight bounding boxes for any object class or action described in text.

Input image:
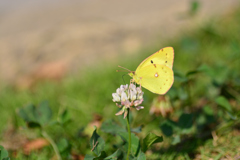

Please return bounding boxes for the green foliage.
[89,127,105,157]
[18,101,73,159]
[101,119,126,134]
[189,0,200,16]
[118,132,140,157]
[160,113,195,144]
[85,127,121,160]
[142,133,163,152]
[215,96,233,113]
[0,146,10,160]
[58,109,71,125]
[18,101,52,128]
[86,122,163,159]
[57,138,71,158]
[104,150,122,160]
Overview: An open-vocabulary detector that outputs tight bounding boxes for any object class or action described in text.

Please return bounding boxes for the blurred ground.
[0,0,238,87]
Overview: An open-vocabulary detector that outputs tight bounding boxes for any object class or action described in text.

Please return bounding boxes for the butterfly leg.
[130,79,134,85]
[139,77,143,90]
[128,79,136,95]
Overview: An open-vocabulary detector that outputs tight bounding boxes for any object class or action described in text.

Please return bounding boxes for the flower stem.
[41,130,62,160]
[126,108,131,160]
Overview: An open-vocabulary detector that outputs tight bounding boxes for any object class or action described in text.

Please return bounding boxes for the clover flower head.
[150,95,173,117]
[112,84,144,118]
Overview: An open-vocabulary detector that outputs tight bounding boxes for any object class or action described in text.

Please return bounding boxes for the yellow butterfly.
[121,47,174,95]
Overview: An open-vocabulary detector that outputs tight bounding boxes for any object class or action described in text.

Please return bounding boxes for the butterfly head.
[128,71,135,78]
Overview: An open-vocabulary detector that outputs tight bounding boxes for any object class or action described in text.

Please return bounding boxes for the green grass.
[1,6,240,160]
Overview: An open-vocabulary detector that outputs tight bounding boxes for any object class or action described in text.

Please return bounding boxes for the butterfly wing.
[136,47,174,73]
[133,64,174,94]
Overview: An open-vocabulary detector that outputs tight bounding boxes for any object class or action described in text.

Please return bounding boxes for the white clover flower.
[112,84,144,118]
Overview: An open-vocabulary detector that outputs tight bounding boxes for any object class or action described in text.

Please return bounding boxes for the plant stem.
[186,81,192,110]
[126,108,131,160]
[41,130,62,160]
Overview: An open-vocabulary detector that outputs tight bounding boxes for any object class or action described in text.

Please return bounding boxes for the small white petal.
[116,103,122,108]
[137,92,144,100]
[133,99,143,106]
[116,88,122,95]
[121,92,128,102]
[130,90,137,101]
[120,85,124,91]
[136,87,142,94]
[125,84,128,89]
[121,100,131,108]
[112,93,121,102]
[129,83,135,89]
[115,109,125,116]
[136,106,144,110]
[124,110,128,119]
[120,84,128,91]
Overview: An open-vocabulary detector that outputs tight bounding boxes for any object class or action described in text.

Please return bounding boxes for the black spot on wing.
[151,60,157,68]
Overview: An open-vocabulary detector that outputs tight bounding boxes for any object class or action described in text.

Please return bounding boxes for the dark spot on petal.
[165,61,167,63]
[151,60,153,63]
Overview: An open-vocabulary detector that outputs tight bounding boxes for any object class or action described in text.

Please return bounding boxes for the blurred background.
[0,0,238,87]
[1,0,240,159]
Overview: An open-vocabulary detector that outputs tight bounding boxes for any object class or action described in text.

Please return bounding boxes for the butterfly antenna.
[118,65,131,72]
[116,70,129,72]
